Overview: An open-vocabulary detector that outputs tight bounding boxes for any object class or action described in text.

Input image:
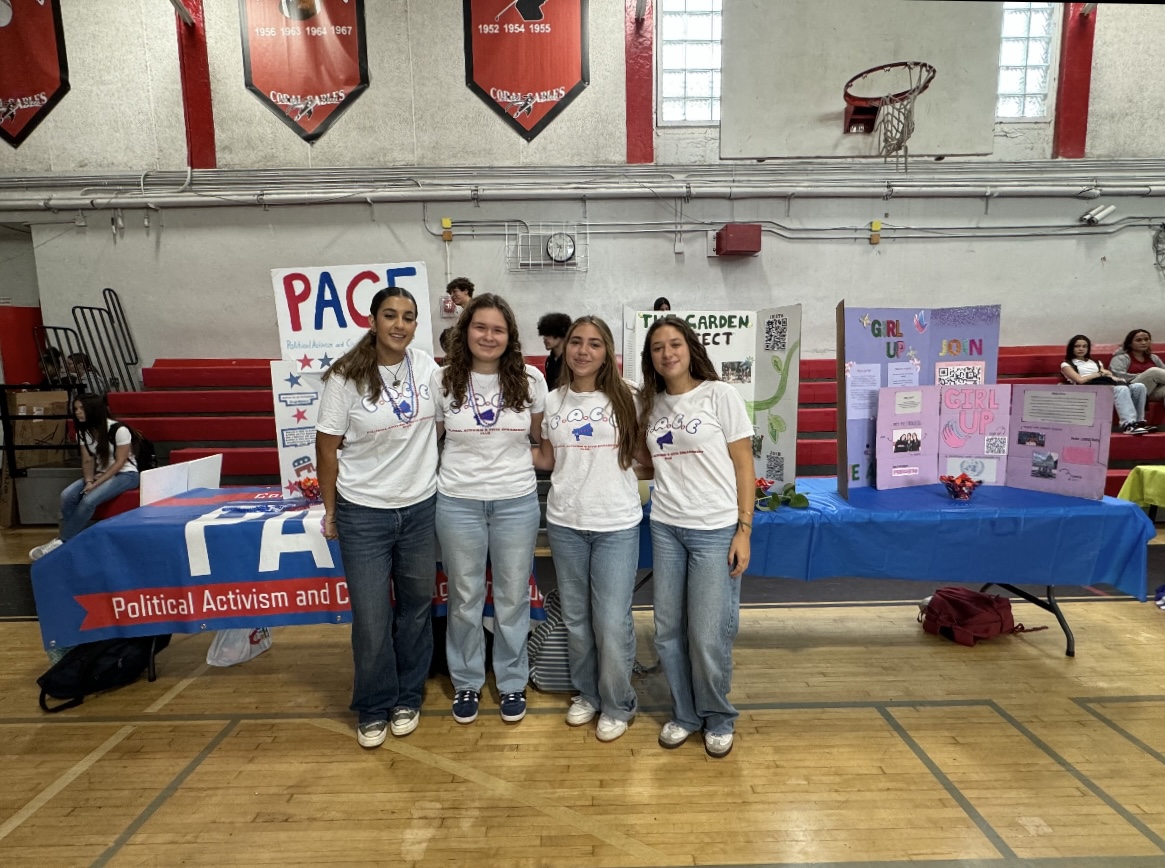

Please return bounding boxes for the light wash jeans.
[1113,382,1148,427]
[547,522,639,721]
[335,493,436,723]
[59,471,139,541]
[650,520,741,736]
[437,490,540,695]
[1128,368,1165,403]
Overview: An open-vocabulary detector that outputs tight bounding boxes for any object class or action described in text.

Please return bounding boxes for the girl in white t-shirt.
[29,394,140,561]
[639,316,755,759]
[431,293,547,726]
[533,316,646,743]
[1060,334,1151,435]
[316,286,439,749]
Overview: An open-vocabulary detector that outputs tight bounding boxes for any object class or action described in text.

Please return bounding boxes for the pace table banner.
[31,488,544,650]
[0,0,70,148]
[238,0,368,141]
[464,0,589,141]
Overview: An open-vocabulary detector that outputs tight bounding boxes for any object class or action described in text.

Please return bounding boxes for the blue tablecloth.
[641,478,1153,600]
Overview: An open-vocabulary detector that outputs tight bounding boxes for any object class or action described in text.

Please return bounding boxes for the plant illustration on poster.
[237,0,368,141]
[623,307,801,483]
[836,302,1001,496]
[463,0,589,141]
[0,0,70,148]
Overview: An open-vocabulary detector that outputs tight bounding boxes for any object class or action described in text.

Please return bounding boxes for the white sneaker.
[390,707,419,737]
[565,696,597,726]
[658,721,694,749]
[29,538,63,561]
[357,720,388,748]
[704,731,734,758]
[596,714,629,742]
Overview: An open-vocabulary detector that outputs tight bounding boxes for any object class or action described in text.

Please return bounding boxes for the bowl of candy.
[939,473,980,501]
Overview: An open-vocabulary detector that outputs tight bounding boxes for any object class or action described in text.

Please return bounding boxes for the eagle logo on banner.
[237,0,369,142]
[0,0,70,149]
[464,0,589,141]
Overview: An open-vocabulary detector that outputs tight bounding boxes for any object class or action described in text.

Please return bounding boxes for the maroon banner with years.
[464,0,589,141]
[238,0,368,142]
[0,0,70,149]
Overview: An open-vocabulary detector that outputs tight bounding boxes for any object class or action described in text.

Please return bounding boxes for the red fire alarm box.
[714,223,762,256]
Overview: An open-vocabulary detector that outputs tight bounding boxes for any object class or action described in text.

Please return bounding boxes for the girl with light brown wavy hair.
[533,316,647,742]
[429,292,547,727]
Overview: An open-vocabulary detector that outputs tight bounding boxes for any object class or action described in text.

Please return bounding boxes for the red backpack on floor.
[919,587,1046,647]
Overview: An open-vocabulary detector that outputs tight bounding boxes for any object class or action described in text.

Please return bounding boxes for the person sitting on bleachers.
[29,394,140,560]
[1060,334,1154,435]
[1109,329,1165,403]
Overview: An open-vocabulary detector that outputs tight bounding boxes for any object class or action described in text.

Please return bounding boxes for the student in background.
[537,312,572,389]
[431,293,547,726]
[653,297,671,312]
[638,316,754,758]
[67,353,108,396]
[1061,334,1153,434]
[533,316,644,743]
[1110,329,1165,402]
[29,394,140,561]
[446,277,475,312]
[316,286,440,748]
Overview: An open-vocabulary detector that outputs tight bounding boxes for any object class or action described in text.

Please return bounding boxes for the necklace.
[466,371,502,428]
[383,356,407,387]
[377,353,418,423]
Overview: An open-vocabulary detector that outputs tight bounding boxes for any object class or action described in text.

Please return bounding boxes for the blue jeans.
[437,490,540,694]
[1113,382,1148,427]
[547,523,639,721]
[650,520,741,736]
[59,471,140,541]
[335,493,436,724]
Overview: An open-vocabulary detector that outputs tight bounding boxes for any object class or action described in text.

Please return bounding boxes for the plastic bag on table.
[206,627,272,667]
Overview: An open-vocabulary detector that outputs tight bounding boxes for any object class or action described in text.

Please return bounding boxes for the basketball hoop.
[843,61,936,162]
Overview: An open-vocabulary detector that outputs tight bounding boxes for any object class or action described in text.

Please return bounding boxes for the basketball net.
[873,64,928,165]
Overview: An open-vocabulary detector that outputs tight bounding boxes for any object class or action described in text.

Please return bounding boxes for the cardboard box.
[8,390,70,470]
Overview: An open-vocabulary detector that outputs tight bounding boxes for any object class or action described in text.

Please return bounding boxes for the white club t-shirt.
[644,380,754,530]
[315,348,439,510]
[433,364,547,500]
[541,384,642,532]
[83,420,136,474]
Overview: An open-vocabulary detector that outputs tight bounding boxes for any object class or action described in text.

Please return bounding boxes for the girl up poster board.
[875,386,940,490]
[1005,384,1113,500]
[623,307,801,484]
[837,302,1001,496]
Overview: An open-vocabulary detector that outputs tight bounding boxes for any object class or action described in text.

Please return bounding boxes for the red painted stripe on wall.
[1052,2,1096,159]
[174,0,217,168]
[0,306,45,385]
[625,0,654,164]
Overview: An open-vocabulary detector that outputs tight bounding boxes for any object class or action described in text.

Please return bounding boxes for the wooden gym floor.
[2,591,1165,867]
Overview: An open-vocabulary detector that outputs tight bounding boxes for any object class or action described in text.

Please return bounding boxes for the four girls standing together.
[317,286,753,757]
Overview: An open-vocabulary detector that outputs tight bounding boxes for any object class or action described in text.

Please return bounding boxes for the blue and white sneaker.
[499,690,526,723]
[452,689,480,724]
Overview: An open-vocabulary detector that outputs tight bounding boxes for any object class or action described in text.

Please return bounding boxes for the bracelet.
[737,519,752,531]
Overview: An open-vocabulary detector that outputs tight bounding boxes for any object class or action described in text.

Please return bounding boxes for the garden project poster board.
[938,384,1012,486]
[837,302,1001,497]
[623,307,801,483]
[875,386,939,490]
[270,361,325,501]
[1005,383,1113,500]
[271,261,433,367]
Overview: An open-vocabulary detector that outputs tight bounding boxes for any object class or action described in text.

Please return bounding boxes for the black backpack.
[108,421,157,470]
[37,635,170,712]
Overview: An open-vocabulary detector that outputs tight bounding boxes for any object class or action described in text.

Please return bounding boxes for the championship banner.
[464,0,589,141]
[271,260,433,365]
[0,0,70,148]
[238,0,368,142]
[31,487,544,650]
[623,307,802,484]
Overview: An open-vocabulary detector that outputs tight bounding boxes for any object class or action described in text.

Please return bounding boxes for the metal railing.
[33,288,140,396]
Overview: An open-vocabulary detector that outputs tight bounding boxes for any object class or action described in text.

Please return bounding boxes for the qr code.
[984,436,1007,455]
[936,364,984,386]
[766,452,785,482]
[764,314,787,352]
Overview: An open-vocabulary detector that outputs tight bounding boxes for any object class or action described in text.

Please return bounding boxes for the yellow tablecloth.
[1116,465,1165,510]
